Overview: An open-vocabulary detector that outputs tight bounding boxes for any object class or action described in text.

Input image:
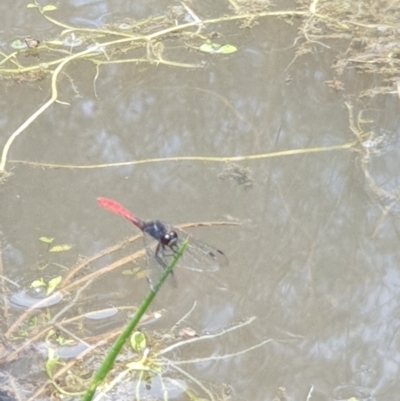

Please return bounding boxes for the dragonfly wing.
[142,221,227,286]
[173,227,228,273]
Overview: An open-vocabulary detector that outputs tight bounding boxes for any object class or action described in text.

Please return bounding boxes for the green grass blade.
[80,238,189,401]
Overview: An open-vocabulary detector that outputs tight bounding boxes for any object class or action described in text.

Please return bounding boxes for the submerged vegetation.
[0,0,397,177]
[1,0,400,399]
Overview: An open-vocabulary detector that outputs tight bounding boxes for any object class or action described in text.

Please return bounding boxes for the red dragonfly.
[97,198,227,286]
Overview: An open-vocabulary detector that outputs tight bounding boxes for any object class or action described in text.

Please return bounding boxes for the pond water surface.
[1,1,400,401]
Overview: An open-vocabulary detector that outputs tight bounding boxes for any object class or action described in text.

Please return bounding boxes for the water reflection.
[1,1,400,400]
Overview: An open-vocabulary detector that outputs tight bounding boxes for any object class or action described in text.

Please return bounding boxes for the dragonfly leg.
[155,242,167,267]
[171,243,179,254]
[154,242,176,283]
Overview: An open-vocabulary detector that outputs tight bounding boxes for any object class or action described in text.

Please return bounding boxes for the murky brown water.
[1,1,400,400]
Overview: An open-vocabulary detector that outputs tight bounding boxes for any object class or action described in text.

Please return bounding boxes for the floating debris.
[24,37,40,49]
[219,163,254,188]
[10,289,63,309]
[10,39,27,50]
[84,307,119,320]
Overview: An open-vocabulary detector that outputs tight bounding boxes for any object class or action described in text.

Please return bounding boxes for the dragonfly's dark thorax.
[143,220,178,247]
[143,220,168,240]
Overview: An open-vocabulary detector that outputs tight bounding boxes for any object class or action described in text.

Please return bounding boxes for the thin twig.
[50,279,93,324]
[171,300,197,332]
[168,368,215,401]
[162,337,275,365]
[54,323,91,348]
[9,140,358,170]
[159,316,256,355]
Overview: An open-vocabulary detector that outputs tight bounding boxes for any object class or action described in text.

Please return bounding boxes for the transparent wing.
[172,226,228,273]
[142,222,228,287]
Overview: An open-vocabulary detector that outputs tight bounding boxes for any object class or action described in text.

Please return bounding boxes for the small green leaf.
[199,43,220,53]
[45,348,59,378]
[217,44,237,54]
[31,278,46,288]
[18,330,29,338]
[47,276,62,295]
[49,244,72,253]
[42,5,57,12]
[130,331,146,352]
[56,336,74,346]
[39,237,54,244]
[26,3,38,8]
[199,43,237,54]
[11,39,27,50]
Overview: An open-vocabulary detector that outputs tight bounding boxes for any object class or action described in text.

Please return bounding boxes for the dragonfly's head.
[161,230,178,247]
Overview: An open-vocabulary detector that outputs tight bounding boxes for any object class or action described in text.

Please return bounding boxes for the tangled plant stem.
[0,5,307,177]
[3,0,387,177]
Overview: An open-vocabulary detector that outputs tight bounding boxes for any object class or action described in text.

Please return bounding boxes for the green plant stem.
[80,239,188,401]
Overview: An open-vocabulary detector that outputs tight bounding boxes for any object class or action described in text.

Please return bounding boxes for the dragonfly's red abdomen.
[97,197,143,228]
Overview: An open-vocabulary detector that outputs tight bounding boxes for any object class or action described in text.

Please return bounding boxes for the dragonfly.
[97,197,227,286]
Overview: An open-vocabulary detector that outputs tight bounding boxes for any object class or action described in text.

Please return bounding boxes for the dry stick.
[0,49,20,67]
[9,140,359,170]
[91,57,201,69]
[159,316,256,356]
[0,52,98,74]
[165,337,275,366]
[62,233,142,286]
[62,250,146,294]
[0,40,177,75]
